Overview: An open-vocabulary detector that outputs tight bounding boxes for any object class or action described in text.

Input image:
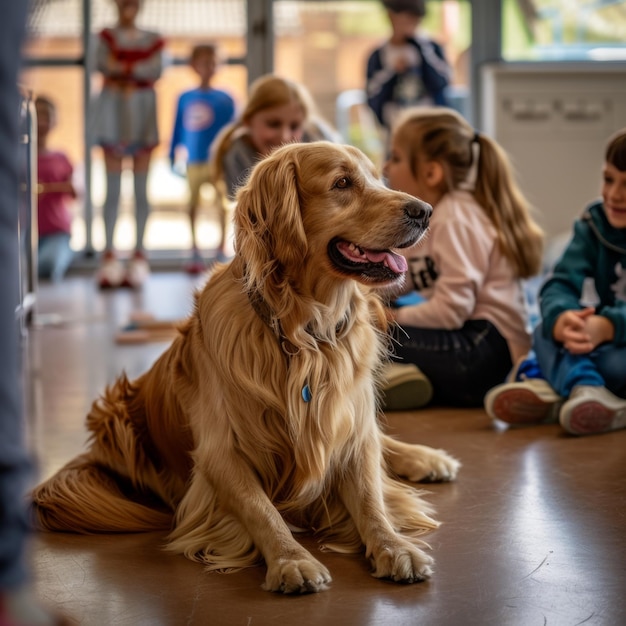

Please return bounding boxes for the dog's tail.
[31,454,173,533]
[32,371,182,534]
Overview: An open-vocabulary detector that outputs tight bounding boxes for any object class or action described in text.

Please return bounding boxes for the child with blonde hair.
[382,106,544,409]
[211,74,338,202]
[485,128,626,435]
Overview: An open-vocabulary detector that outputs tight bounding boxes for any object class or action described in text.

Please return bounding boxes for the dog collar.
[247,288,311,402]
[247,288,300,356]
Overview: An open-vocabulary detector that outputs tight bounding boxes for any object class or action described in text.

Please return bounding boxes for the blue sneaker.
[509,355,543,382]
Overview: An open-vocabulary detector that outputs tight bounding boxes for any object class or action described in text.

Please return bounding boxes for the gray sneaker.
[559,385,626,435]
[484,379,563,425]
[380,363,433,411]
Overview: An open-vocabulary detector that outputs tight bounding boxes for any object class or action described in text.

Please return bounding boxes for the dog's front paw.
[386,441,461,483]
[417,448,461,483]
[370,541,434,584]
[263,557,332,594]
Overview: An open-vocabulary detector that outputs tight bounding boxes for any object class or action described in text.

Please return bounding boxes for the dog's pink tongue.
[365,249,408,273]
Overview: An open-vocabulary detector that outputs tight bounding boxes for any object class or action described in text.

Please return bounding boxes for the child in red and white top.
[92,0,165,289]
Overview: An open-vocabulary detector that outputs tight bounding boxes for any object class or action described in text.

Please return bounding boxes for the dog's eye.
[333,177,351,189]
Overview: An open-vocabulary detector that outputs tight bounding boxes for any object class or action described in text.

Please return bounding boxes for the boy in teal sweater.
[485,128,626,436]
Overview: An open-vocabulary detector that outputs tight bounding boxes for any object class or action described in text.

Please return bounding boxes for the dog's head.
[234,141,430,307]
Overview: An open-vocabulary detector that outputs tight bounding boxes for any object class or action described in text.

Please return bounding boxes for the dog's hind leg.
[31,453,173,533]
[31,372,181,533]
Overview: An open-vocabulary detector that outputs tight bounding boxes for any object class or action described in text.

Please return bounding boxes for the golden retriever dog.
[32,142,460,594]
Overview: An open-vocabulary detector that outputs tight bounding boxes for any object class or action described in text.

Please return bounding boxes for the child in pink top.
[35,95,76,282]
[382,107,544,408]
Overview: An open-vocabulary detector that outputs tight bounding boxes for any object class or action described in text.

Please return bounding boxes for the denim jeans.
[38,232,73,282]
[391,319,513,407]
[0,1,31,589]
[533,322,626,398]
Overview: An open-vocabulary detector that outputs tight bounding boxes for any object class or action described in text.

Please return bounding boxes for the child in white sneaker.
[485,128,626,436]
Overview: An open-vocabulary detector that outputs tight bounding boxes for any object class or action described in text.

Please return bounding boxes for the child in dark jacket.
[485,128,626,436]
[365,0,450,133]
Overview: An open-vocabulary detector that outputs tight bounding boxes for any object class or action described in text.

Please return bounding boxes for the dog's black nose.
[404,199,432,229]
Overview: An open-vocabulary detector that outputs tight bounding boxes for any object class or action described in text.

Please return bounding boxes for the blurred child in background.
[35,95,77,283]
[366,0,450,136]
[169,43,235,270]
[92,0,164,288]
[211,74,338,203]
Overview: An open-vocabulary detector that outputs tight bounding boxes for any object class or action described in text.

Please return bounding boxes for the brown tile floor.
[24,273,626,626]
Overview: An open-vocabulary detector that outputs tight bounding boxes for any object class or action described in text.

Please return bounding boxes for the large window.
[24,0,250,258]
[23,0,473,259]
[30,1,592,262]
[503,0,626,61]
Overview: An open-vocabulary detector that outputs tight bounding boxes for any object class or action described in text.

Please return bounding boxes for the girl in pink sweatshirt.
[383,107,544,407]
[35,96,77,282]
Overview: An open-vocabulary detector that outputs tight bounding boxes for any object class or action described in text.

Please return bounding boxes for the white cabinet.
[481,62,626,238]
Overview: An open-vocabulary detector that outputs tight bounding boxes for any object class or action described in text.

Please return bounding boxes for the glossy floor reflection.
[26,273,626,626]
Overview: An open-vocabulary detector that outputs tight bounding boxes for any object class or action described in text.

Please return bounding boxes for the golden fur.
[32,142,460,594]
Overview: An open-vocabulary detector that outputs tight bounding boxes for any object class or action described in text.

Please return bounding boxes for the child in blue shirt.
[169,44,235,271]
[485,128,626,436]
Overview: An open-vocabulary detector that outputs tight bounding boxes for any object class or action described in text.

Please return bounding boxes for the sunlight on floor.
[70,158,232,255]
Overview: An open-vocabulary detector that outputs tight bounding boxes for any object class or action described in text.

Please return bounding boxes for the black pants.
[391,319,513,407]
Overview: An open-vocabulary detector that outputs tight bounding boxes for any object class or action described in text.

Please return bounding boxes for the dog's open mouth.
[328,237,409,283]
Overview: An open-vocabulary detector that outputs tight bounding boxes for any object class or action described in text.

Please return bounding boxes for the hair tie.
[459,132,481,191]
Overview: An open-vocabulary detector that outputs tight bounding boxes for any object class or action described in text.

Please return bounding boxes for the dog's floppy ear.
[234,145,308,303]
